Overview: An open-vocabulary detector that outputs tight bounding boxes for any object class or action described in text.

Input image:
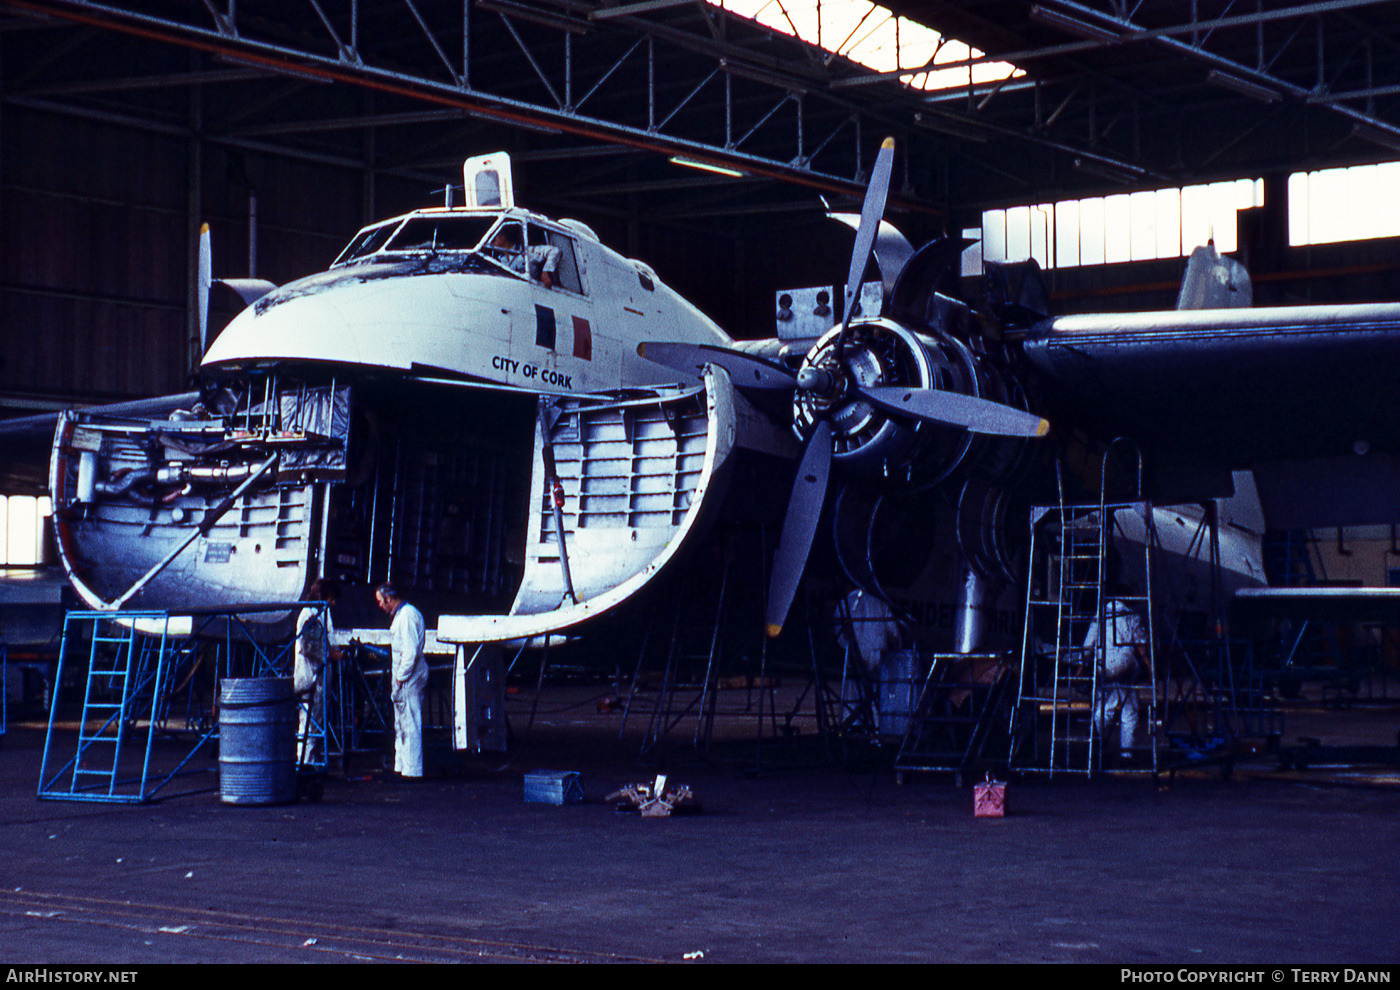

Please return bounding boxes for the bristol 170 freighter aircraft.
[21,142,1400,657]
[36,144,1046,651]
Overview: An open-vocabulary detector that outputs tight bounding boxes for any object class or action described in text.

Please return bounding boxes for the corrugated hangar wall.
[1,108,189,405]
[0,105,436,410]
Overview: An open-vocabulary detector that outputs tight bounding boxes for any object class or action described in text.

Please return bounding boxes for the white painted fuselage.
[201,206,730,390]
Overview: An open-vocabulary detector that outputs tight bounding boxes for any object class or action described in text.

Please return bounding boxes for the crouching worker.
[294,579,341,765]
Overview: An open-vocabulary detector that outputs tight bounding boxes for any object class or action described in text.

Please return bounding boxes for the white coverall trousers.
[392,674,426,777]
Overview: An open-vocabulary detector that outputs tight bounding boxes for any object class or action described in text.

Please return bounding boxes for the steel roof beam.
[18,66,267,96]
[1029,0,1400,143]
[6,0,923,204]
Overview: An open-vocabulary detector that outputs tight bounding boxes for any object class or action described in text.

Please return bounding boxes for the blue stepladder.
[37,610,218,803]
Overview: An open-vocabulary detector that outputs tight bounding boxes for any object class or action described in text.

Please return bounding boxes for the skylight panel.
[709,0,1021,93]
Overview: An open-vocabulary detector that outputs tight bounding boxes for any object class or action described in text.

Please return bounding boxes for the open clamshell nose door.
[437,366,739,645]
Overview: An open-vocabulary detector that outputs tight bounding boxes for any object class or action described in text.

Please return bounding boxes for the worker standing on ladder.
[1084,590,1148,762]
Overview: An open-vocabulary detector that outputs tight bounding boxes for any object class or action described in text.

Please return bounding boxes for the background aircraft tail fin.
[1177,242,1252,310]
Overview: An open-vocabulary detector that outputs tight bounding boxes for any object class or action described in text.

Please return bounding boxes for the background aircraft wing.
[1022,305,1400,526]
[0,392,201,492]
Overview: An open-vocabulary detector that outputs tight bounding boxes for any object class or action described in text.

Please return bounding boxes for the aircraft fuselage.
[202,207,730,391]
[48,200,782,633]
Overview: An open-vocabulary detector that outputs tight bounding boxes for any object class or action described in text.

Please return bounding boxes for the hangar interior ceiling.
[2,0,1400,412]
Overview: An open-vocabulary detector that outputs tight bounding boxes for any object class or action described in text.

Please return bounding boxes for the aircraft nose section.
[202,278,369,370]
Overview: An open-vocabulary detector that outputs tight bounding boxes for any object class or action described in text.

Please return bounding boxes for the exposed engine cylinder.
[792,319,938,475]
[792,317,1034,491]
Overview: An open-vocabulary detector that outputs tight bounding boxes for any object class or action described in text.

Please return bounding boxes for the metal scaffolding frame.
[2,0,945,201]
[36,602,312,804]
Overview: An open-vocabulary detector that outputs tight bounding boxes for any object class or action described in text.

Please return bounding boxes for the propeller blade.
[766,419,833,638]
[843,137,896,321]
[860,385,1050,438]
[198,223,212,354]
[637,342,796,390]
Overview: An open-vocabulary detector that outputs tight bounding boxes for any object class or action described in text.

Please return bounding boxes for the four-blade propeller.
[638,137,1051,637]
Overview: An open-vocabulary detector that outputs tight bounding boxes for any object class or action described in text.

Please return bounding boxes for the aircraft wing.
[0,392,201,492]
[438,366,740,645]
[1020,304,1400,526]
[1233,586,1400,623]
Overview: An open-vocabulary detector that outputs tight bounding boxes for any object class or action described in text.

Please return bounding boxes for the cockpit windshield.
[331,214,498,266]
[384,215,496,253]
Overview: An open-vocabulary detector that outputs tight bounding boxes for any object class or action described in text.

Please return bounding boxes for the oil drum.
[218,677,296,805]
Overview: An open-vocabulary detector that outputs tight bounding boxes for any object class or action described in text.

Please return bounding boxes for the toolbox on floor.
[973,775,1006,817]
[524,769,583,805]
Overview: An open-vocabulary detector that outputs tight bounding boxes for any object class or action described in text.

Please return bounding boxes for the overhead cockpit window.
[383,216,496,254]
[475,170,503,207]
[332,220,401,266]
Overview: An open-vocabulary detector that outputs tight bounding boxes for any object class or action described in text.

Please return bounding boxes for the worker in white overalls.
[834,585,905,731]
[835,586,901,675]
[294,578,340,764]
[1084,596,1148,761]
[375,582,428,778]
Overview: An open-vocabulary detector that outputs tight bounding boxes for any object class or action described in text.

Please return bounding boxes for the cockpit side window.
[534,227,584,295]
[482,222,527,274]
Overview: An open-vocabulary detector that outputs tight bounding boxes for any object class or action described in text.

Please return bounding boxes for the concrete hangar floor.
[1,691,1398,965]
